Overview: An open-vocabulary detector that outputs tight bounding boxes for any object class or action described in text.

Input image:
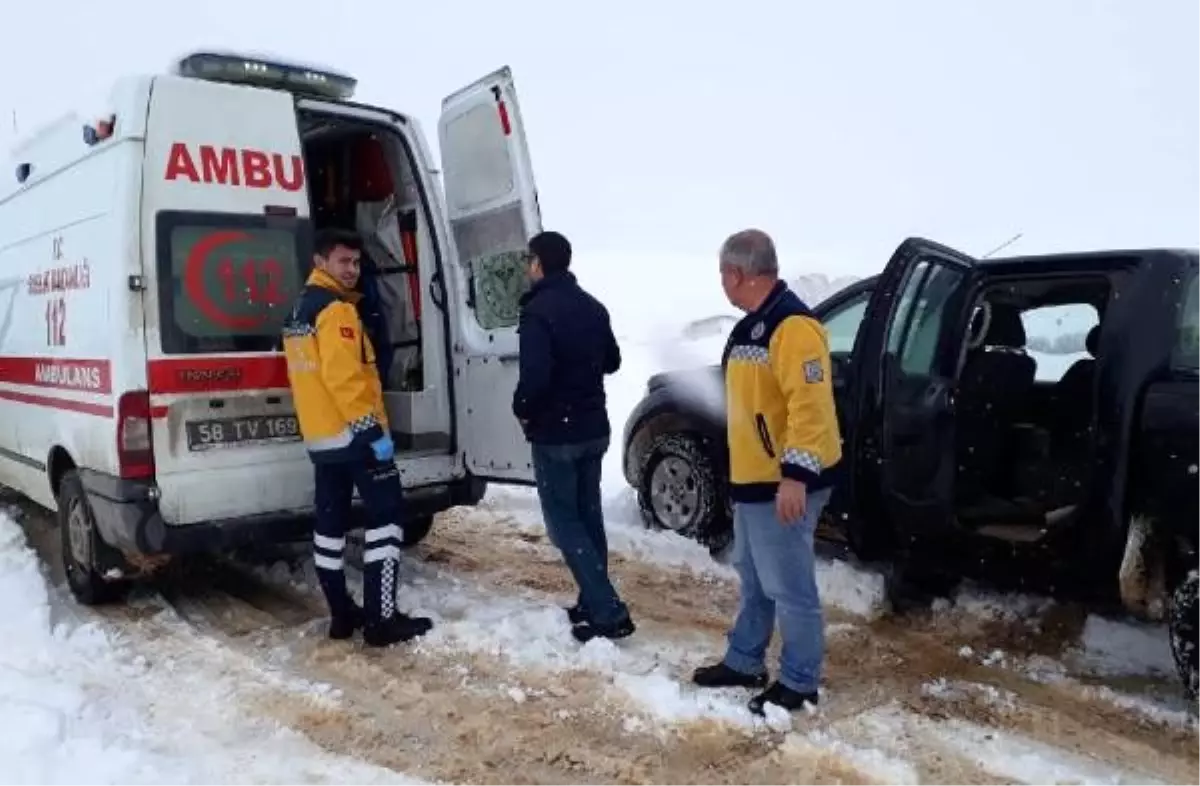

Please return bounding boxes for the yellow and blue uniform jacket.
[722,281,843,502]
[283,268,389,463]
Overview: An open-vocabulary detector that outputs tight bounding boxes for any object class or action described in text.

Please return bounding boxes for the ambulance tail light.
[172,50,357,101]
[117,391,156,480]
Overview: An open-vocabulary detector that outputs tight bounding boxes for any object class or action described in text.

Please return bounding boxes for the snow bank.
[829,704,1163,785]
[0,513,420,785]
[1073,614,1177,678]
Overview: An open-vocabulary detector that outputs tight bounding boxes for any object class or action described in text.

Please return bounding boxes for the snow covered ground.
[0,510,423,784]
[0,252,1195,784]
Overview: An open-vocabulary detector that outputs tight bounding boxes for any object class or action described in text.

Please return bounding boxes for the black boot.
[564,603,587,625]
[317,564,361,640]
[692,662,769,689]
[571,614,635,643]
[364,612,434,647]
[328,602,364,640]
[748,681,818,716]
[362,555,432,647]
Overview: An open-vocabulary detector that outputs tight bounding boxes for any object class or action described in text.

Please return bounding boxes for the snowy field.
[1,253,1196,784]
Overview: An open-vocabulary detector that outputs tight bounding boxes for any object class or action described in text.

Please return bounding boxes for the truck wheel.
[1168,571,1198,700]
[57,471,126,605]
[845,511,893,562]
[637,432,728,547]
[401,515,434,547]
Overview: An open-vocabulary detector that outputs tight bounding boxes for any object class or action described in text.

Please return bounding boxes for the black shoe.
[564,603,588,625]
[328,603,365,640]
[364,612,434,647]
[692,662,769,689]
[748,681,818,716]
[571,615,635,643]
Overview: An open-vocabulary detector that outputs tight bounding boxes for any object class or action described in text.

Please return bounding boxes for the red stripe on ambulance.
[0,357,113,417]
[147,356,290,395]
[164,143,306,191]
[0,357,111,393]
[0,389,112,417]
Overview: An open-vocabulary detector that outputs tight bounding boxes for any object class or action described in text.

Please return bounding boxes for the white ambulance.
[0,50,540,603]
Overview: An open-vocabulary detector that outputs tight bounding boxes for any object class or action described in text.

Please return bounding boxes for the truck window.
[889,262,964,376]
[1020,303,1100,382]
[822,293,870,354]
[1172,269,1199,372]
[155,212,311,354]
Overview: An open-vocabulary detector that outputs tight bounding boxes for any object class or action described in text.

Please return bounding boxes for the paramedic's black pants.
[312,457,406,625]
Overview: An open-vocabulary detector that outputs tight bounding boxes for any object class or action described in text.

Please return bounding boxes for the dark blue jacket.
[356,257,392,384]
[512,272,621,445]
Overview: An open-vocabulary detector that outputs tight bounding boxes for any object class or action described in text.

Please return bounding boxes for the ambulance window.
[451,207,530,330]
[156,212,310,354]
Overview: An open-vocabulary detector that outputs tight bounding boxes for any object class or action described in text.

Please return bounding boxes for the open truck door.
[439,67,541,484]
[849,238,978,546]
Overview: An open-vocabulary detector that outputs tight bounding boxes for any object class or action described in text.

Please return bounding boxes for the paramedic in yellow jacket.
[283,228,432,648]
[691,228,843,717]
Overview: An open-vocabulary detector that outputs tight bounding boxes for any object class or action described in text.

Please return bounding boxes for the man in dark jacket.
[513,231,635,643]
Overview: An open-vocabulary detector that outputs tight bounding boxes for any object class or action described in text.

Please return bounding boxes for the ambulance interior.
[298,112,452,455]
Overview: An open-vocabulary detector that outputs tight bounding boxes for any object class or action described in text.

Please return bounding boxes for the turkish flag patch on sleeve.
[340,326,356,340]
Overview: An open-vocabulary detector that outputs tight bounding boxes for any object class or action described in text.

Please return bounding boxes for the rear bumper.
[79,468,486,557]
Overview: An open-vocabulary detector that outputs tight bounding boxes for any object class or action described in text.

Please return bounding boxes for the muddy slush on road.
[10,490,1199,785]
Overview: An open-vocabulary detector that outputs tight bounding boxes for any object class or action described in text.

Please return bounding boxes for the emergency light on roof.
[172,50,357,101]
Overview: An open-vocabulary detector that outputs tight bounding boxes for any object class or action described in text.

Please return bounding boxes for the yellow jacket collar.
[307,267,362,304]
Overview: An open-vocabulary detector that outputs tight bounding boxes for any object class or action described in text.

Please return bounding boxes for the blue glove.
[370,434,395,462]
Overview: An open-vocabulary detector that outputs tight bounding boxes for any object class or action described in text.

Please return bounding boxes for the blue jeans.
[531,437,628,627]
[722,488,832,693]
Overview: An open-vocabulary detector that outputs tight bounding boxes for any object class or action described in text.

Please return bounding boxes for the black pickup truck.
[621,238,1199,697]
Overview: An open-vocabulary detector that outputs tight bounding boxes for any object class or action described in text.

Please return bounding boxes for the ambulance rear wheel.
[58,471,126,605]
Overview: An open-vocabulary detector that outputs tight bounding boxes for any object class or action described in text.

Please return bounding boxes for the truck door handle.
[923,383,952,411]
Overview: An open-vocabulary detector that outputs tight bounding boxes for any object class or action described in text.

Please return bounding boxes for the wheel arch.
[624,408,725,491]
[46,445,78,500]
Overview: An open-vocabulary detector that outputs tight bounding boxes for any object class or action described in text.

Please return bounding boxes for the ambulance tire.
[57,471,127,606]
[1168,571,1198,700]
[401,515,434,547]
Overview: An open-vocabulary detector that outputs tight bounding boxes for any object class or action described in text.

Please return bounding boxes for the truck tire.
[57,471,126,605]
[844,510,893,562]
[1168,571,1198,700]
[637,432,729,548]
[401,515,434,547]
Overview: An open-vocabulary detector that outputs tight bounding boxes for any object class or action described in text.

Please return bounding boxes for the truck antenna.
[981,232,1023,259]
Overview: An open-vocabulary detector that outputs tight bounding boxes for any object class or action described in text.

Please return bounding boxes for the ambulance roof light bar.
[171,50,357,101]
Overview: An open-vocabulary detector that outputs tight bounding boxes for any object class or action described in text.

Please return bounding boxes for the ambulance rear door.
[439,66,541,485]
[140,74,313,525]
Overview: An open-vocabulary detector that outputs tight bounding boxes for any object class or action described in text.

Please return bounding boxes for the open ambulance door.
[439,66,541,485]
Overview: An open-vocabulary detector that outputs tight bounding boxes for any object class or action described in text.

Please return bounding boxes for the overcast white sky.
[1,0,1196,275]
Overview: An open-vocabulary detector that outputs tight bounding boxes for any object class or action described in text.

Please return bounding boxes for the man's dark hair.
[528,230,572,274]
[313,227,364,258]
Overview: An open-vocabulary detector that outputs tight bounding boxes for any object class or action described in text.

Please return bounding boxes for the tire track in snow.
[420,504,1198,783]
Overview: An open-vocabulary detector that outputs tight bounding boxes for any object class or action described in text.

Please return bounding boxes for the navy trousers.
[312,457,406,625]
